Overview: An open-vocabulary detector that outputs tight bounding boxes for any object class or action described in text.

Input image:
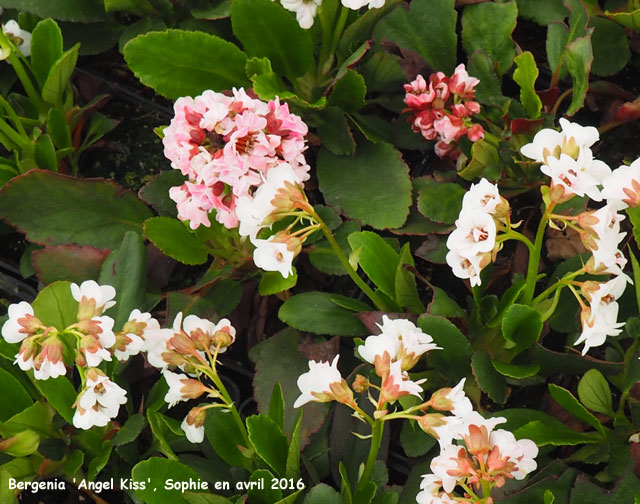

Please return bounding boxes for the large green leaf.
[577,369,614,416]
[515,420,601,446]
[304,483,341,504]
[30,18,64,87]
[0,170,152,249]
[516,0,569,25]
[375,0,457,73]
[461,1,517,75]
[416,178,465,225]
[513,51,542,119]
[589,17,630,77]
[0,0,106,22]
[347,231,399,300]
[317,142,411,230]
[34,376,76,424]
[501,304,543,354]
[0,367,33,422]
[279,292,369,336]
[471,350,507,404]
[124,29,249,99]
[138,170,185,218]
[31,280,77,328]
[144,217,209,266]
[467,50,503,106]
[204,408,251,469]
[418,314,472,379]
[549,384,604,434]
[328,70,366,113]
[231,0,313,78]
[132,458,204,504]
[247,415,288,477]
[313,107,356,156]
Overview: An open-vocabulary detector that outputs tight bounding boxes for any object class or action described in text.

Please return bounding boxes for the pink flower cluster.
[163,88,310,229]
[404,64,484,160]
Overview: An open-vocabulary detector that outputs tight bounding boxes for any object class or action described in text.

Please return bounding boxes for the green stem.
[327,8,349,62]
[0,116,26,150]
[617,339,640,420]
[356,420,384,495]
[318,220,390,311]
[531,268,585,306]
[316,4,334,79]
[522,202,555,304]
[497,230,534,252]
[6,50,44,114]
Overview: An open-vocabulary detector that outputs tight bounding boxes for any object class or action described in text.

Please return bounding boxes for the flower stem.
[522,202,555,304]
[356,419,384,495]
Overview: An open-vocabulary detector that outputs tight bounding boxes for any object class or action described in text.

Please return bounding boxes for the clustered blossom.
[163,88,309,230]
[417,412,538,503]
[1,281,161,430]
[150,313,237,443]
[280,0,385,30]
[404,65,484,160]
[520,119,640,354]
[446,178,509,287]
[1,20,31,59]
[294,317,437,414]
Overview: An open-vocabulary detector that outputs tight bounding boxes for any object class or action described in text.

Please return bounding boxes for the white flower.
[601,159,640,211]
[416,474,457,504]
[181,416,205,443]
[446,212,496,257]
[521,118,599,164]
[114,309,158,361]
[430,444,462,493]
[252,237,295,277]
[446,378,473,418]
[380,360,425,402]
[73,372,127,430]
[145,313,182,369]
[33,356,66,380]
[294,355,342,408]
[445,249,485,287]
[588,206,627,276]
[280,0,322,29]
[461,178,503,215]
[163,370,191,408]
[341,0,384,8]
[3,20,31,57]
[358,331,400,365]
[540,150,610,201]
[71,280,116,316]
[2,301,36,343]
[490,429,538,479]
[379,316,439,364]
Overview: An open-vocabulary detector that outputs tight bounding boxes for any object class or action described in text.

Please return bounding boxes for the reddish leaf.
[510,118,544,135]
[615,99,640,122]
[33,245,110,285]
[538,87,560,108]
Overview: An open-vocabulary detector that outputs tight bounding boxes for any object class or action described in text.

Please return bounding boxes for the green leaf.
[348,231,399,300]
[252,329,330,447]
[285,410,302,479]
[416,178,465,225]
[34,134,57,171]
[42,43,79,106]
[88,441,112,480]
[167,278,242,321]
[427,287,465,318]
[317,142,411,230]
[124,29,249,99]
[467,50,503,105]
[33,244,109,285]
[395,243,424,314]
[516,0,569,25]
[309,220,360,275]
[98,231,146,330]
[268,382,285,430]
[515,420,601,446]
[259,268,298,295]
[112,413,146,446]
[418,315,472,380]
[501,304,543,354]
[231,0,312,78]
[247,414,288,477]
[329,70,366,113]
[138,170,185,218]
[375,0,457,73]
[458,137,501,181]
[589,17,630,77]
[564,35,593,116]
[0,367,33,421]
[486,276,525,328]
[183,495,232,504]
[30,18,63,87]
[399,420,436,457]
[247,468,282,504]
[513,51,542,119]
[491,361,540,379]
[144,217,209,266]
[461,1,517,75]
[189,0,233,19]
[278,292,369,336]
[34,376,77,424]
[132,457,204,504]
[147,410,180,459]
[0,0,106,22]
[204,408,251,469]
[549,383,604,434]
[471,350,507,404]
[0,170,152,249]
[313,107,356,156]
[577,369,614,416]
[105,0,154,14]
[46,108,72,150]
[31,280,77,328]
[304,483,341,504]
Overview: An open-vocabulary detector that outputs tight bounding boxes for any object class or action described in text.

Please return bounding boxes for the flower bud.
[212,328,234,350]
[329,379,355,407]
[352,374,370,394]
[0,429,40,457]
[169,331,197,356]
[464,424,491,455]
[417,413,446,438]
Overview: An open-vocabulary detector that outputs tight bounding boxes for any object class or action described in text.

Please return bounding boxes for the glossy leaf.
[124,30,249,99]
[34,376,76,424]
[329,70,366,113]
[30,18,63,87]
[418,315,472,379]
[204,408,251,468]
[471,350,507,404]
[42,43,79,106]
[516,0,568,25]
[112,413,146,446]
[589,17,630,77]
[247,414,288,477]
[395,243,424,314]
[304,483,341,504]
[31,280,77,328]
[138,170,185,218]
[317,142,411,230]
[416,178,465,224]
[577,369,614,416]
[513,51,542,119]
[514,420,601,446]
[427,288,465,318]
[132,457,204,503]
[348,231,399,300]
[501,304,543,354]
[491,361,540,379]
[549,383,604,434]
[144,217,209,266]
[375,0,457,73]
[0,0,106,22]
[231,0,312,78]
[313,107,356,156]
[0,170,152,249]
[33,244,110,284]
[259,268,298,295]
[46,108,71,150]
[461,1,517,75]
[34,134,57,171]
[466,50,503,105]
[0,367,33,422]
[564,35,593,116]
[279,292,369,336]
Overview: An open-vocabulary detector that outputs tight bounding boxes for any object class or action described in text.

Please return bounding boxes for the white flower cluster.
[417,387,538,503]
[2,281,160,430]
[520,119,638,354]
[280,0,385,30]
[446,178,508,286]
